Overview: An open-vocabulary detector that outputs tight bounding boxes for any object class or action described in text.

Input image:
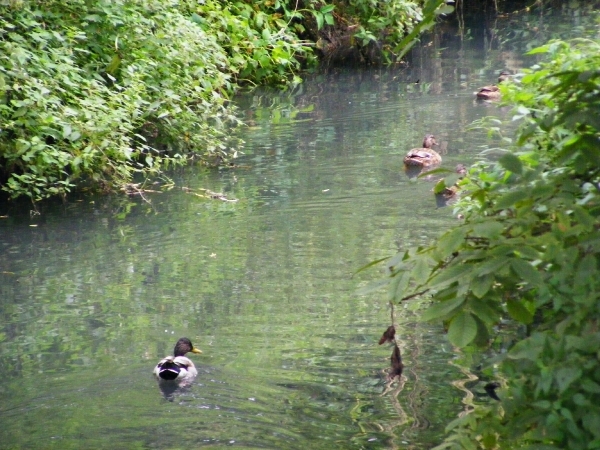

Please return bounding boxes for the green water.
[1,5,598,449]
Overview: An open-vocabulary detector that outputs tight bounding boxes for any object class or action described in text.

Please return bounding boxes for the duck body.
[154,337,202,383]
[154,355,198,381]
[475,71,510,100]
[403,134,442,167]
[475,84,501,100]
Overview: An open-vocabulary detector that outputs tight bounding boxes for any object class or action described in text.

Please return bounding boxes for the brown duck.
[475,71,510,100]
[403,135,442,167]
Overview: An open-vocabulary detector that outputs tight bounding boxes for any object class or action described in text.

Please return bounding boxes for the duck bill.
[191,347,203,354]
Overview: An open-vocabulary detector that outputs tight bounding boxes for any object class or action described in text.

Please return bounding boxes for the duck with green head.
[154,337,202,383]
[403,134,442,167]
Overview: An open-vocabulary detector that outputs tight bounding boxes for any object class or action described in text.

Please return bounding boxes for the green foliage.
[0,0,240,200]
[192,0,322,87]
[343,0,449,62]
[378,38,600,448]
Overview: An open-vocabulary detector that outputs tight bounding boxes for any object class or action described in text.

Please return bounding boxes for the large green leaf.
[506,299,534,324]
[438,227,468,255]
[447,311,477,348]
[470,273,494,298]
[554,367,582,395]
[388,270,410,302]
[476,256,511,276]
[498,153,523,175]
[495,190,530,210]
[510,258,544,286]
[507,333,546,361]
[472,314,491,347]
[420,295,466,322]
[428,263,474,290]
[412,256,432,286]
[472,221,505,239]
[469,297,501,325]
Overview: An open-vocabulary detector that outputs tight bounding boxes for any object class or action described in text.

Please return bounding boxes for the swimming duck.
[475,71,510,100]
[154,337,202,383]
[475,84,501,100]
[434,164,468,207]
[403,135,442,167]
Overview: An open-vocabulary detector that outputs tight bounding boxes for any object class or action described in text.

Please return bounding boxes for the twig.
[399,289,430,302]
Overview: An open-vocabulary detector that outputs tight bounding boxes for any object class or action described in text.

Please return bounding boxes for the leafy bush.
[376,38,600,448]
[192,0,320,87]
[0,0,238,200]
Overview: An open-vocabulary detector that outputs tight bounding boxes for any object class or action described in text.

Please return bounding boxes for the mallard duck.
[475,84,501,100]
[403,135,442,167]
[475,71,510,100]
[153,337,202,382]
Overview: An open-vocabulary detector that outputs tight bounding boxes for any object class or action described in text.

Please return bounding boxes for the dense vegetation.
[0,0,452,201]
[374,38,600,448]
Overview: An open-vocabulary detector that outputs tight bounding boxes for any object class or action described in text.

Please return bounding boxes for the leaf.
[433,178,447,194]
[472,314,491,347]
[428,263,474,290]
[508,333,545,360]
[447,311,477,347]
[472,221,504,239]
[572,205,595,230]
[438,227,467,255]
[355,278,390,296]
[435,4,455,15]
[471,273,493,298]
[526,45,550,55]
[388,270,410,302]
[420,295,465,322]
[106,53,121,75]
[351,256,390,278]
[554,367,582,395]
[506,299,533,324]
[412,256,431,285]
[581,379,600,394]
[470,297,501,325]
[190,13,204,25]
[510,258,543,286]
[495,190,530,209]
[477,256,510,276]
[498,153,523,174]
[312,11,324,30]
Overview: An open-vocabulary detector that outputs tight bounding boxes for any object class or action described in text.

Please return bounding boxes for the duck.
[403,135,442,167]
[475,71,511,100]
[434,164,468,207]
[153,337,202,383]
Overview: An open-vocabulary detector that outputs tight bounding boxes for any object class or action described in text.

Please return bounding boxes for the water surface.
[1,5,598,449]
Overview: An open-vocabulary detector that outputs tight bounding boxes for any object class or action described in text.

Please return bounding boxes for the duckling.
[154,337,202,383]
[434,164,468,207]
[475,71,511,100]
[403,135,442,167]
[497,70,511,83]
